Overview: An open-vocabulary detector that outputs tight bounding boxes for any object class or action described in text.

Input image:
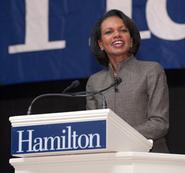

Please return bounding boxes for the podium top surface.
[9,109,112,126]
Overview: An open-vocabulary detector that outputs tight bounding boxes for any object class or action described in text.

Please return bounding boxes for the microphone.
[70,77,122,108]
[27,78,122,115]
[98,77,121,93]
[67,77,122,97]
[114,77,121,92]
[62,80,80,93]
[27,80,80,115]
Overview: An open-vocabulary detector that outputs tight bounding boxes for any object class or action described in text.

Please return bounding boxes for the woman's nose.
[113,30,121,38]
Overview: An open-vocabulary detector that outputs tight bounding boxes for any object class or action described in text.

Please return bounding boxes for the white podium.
[9,109,185,173]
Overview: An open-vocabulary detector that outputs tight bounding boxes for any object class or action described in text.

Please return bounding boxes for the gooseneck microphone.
[27,78,122,115]
[67,77,122,109]
[72,77,122,97]
[62,80,80,93]
[27,80,80,115]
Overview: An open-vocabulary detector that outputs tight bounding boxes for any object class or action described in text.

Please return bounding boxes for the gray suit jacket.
[86,56,169,153]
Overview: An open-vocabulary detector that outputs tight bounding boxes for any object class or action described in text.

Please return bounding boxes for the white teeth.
[115,40,123,44]
[112,40,124,45]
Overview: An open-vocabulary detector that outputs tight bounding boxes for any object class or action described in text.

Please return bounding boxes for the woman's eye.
[121,28,128,32]
[104,30,112,35]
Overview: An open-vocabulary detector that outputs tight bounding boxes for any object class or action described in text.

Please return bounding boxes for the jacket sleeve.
[135,63,169,140]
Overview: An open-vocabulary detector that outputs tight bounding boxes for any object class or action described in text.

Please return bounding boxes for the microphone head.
[115,77,122,85]
[72,80,80,88]
[62,80,80,93]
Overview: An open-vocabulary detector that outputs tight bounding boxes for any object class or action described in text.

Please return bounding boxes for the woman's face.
[98,16,133,60]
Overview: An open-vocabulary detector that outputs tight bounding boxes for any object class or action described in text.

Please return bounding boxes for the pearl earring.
[130,41,133,48]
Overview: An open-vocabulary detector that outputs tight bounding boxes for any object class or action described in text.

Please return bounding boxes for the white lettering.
[16,125,103,153]
[71,131,79,149]
[146,0,185,40]
[43,136,62,150]
[106,0,132,18]
[88,133,101,148]
[8,0,66,54]
[33,137,43,151]
[78,134,89,149]
[17,130,34,153]
[67,126,72,149]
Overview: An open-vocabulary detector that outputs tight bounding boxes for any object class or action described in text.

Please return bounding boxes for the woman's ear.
[98,40,104,50]
[130,38,133,48]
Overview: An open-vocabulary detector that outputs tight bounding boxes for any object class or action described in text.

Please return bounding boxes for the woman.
[86,9,169,152]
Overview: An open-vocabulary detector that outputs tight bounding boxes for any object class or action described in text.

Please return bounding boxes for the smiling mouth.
[112,40,124,47]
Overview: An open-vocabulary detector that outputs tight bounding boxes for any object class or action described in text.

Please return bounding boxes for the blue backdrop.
[0,0,185,85]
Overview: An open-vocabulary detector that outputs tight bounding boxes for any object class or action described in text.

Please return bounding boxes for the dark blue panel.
[0,0,184,85]
[11,120,106,155]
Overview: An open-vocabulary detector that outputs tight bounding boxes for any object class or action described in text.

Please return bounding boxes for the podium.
[9,109,185,173]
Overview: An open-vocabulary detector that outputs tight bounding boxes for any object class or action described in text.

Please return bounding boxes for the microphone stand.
[27,78,122,115]
[66,77,122,109]
[27,80,80,115]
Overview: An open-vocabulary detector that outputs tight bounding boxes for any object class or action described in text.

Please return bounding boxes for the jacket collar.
[108,55,135,77]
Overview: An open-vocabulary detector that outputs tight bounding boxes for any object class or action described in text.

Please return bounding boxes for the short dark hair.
[90,9,141,67]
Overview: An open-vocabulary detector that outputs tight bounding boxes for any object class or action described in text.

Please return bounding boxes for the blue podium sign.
[11,120,106,156]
